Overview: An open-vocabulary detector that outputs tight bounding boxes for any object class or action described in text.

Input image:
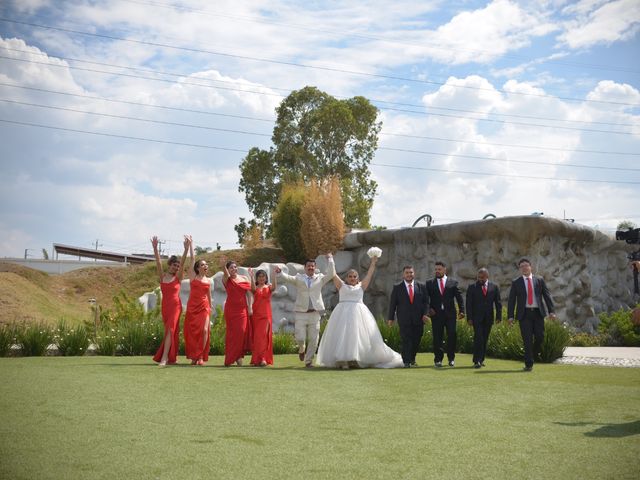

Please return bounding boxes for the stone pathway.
[555,347,640,368]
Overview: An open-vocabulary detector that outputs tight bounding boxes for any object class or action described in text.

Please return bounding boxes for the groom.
[275,254,335,367]
[387,265,429,368]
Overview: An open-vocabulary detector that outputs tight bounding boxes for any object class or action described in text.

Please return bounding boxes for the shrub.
[0,323,17,357]
[272,332,297,354]
[539,320,571,362]
[486,321,524,360]
[55,320,90,356]
[569,332,602,347]
[455,320,474,354]
[598,307,640,346]
[16,322,54,356]
[210,306,226,356]
[419,325,433,353]
[95,328,118,356]
[272,183,306,263]
[119,318,163,356]
[377,319,401,352]
[300,177,345,258]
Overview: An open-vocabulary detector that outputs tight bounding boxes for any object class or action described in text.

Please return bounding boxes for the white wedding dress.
[316,283,403,368]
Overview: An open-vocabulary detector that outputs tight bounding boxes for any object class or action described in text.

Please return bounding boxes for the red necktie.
[439,278,444,295]
[482,283,487,296]
[408,283,414,304]
[526,277,534,305]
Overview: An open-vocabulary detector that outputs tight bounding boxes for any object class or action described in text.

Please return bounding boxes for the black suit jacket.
[426,277,465,320]
[466,281,502,323]
[507,276,555,320]
[387,281,429,326]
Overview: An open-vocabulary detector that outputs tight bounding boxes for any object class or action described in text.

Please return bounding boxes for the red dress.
[153,277,182,364]
[224,278,251,366]
[184,279,211,362]
[250,287,273,366]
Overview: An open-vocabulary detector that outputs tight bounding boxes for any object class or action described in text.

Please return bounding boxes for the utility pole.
[158,240,166,257]
[93,239,103,262]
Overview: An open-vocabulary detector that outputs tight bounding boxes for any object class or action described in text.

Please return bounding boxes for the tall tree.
[239,86,381,230]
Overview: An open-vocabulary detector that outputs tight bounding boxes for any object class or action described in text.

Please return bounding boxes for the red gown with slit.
[153,277,182,364]
[184,278,211,362]
[250,286,273,366]
[224,278,251,366]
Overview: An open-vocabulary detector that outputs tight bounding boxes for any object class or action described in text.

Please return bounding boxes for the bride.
[316,252,403,369]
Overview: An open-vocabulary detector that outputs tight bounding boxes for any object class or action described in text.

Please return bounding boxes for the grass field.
[1,354,639,480]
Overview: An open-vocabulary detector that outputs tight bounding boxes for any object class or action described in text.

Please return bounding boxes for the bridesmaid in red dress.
[151,235,189,368]
[221,259,252,366]
[184,238,213,366]
[250,268,276,366]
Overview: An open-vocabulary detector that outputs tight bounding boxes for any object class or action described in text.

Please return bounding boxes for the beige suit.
[278,258,335,364]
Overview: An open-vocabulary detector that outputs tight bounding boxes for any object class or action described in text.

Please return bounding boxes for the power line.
[2,17,640,107]
[2,117,638,185]
[370,162,640,185]
[2,81,638,157]
[3,98,639,173]
[0,81,274,122]
[2,54,638,135]
[48,0,640,75]
[3,45,637,128]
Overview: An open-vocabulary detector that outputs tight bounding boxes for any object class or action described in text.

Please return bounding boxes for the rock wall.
[341,216,637,333]
[139,216,637,333]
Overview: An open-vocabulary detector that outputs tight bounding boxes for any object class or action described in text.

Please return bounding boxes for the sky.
[0,0,638,259]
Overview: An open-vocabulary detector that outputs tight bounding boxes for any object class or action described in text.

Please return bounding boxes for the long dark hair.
[255,269,268,284]
[194,259,206,274]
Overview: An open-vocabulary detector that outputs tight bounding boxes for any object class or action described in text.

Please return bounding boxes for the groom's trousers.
[294,311,321,364]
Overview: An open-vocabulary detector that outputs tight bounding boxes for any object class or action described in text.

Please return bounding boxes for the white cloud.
[558,0,640,49]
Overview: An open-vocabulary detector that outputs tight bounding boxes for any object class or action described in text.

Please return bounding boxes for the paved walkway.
[555,347,640,368]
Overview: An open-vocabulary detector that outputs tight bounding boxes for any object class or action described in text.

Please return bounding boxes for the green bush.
[95,328,118,356]
[569,332,602,347]
[119,319,163,356]
[0,323,17,357]
[598,307,640,346]
[272,332,297,354]
[377,319,401,351]
[455,321,474,354]
[272,183,306,263]
[486,321,524,360]
[55,320,90,356]
[419,325,433,352]
[16,322,54,356]
[210,306,226,356]
[540,320,571,362]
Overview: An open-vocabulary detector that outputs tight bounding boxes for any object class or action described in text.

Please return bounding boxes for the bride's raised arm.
[361,256,379,291]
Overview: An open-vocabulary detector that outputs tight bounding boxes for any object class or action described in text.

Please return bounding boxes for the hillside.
[0,247,285,325]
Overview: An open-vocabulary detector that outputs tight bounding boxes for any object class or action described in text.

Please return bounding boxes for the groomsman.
[387,265,429,368]
[466,268,502,368]
[507,258,556,372]
[426,261,465,367]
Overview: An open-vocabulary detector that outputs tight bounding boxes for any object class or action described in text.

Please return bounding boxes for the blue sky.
[0,0,638,259]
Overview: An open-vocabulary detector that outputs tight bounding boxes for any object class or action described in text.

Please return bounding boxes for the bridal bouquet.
[367,246,382,258]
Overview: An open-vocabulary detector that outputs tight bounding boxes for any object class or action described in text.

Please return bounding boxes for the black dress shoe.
[473,362,481,369]
[434,361,443,368]
[480,362,486,367]
[523,366,533,372]
[448,360,455,367]
[403,363,411,368]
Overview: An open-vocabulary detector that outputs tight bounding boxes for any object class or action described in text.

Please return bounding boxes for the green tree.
[239,86,381,230]
[272,183,306,263]
[617,220,637,230]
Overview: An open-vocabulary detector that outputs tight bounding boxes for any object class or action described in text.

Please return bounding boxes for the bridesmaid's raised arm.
[151,236,163,284]
[187,235,196,280]
[176,235,190,282]
[220,257,230,285]
[269,265,277,292]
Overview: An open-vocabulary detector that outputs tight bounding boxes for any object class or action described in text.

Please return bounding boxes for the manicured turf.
[1,354,639,479]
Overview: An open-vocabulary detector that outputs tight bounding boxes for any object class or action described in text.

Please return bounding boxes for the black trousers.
[399,323,424,364]
[432,314,457,363]
[472,317,493,364]
[519,308,545,367]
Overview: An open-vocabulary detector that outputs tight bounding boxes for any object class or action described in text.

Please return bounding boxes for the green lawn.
[1,355,639,480]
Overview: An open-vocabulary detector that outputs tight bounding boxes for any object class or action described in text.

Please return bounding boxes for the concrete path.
[555,347,640,368]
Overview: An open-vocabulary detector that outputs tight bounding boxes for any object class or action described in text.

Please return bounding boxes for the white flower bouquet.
[366,246,382,258]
